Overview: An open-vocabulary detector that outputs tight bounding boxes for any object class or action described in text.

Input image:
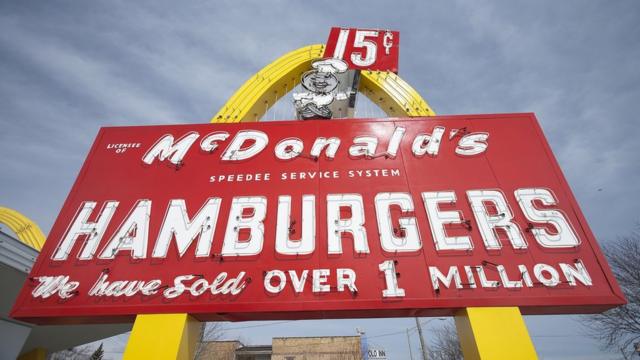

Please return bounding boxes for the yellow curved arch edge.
[0,207,46,250]
[211,44,435,123]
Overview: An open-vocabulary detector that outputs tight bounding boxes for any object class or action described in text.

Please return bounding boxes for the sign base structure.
[120,307,538,360]
[120,308,538,360]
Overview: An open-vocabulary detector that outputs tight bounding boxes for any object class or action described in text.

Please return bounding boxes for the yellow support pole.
[455,307,538,360]
[123,313,201,360]
[17,348,47,360]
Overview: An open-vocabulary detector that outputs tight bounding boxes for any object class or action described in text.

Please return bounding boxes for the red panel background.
[11,114,625,324]
[323,27,399,72]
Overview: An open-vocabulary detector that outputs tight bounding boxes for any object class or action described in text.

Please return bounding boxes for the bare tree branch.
[583,228,640,356]
[193,321,224,359]
[48,345,93,360]
[428,323,463,360]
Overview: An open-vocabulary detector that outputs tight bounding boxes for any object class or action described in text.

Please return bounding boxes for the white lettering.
[221,130,269,161]
[374,192,421,252]
[422,191,472,251]
[515,188,580,248]
[152,198,221,258]
[53,201,118,261]
[275,195,315,255]
[326,194,369,254]
[456,132,489,156]
[221,197,267,256]
[142,132,200,165]
[98,200,151,259]
[467,190,526,250]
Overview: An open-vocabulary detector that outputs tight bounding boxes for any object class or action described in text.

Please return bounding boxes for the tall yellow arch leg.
[0,207,46,250]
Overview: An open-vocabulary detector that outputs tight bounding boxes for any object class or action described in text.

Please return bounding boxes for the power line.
[221,323,414,344]
[367,329,411,340]
[218,319,455,348]
[223,320,298,331]
[531,334,586,338]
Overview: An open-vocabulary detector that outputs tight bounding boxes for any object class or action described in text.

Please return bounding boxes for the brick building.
[197,336,362,360]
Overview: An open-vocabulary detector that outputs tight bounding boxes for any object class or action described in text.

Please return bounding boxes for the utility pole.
[406,328,414,360]
[356,328,368,360]
[415,317,428,360]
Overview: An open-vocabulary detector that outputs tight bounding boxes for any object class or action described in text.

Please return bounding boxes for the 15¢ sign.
[324,27,399,72]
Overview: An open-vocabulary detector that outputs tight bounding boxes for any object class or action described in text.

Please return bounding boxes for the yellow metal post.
[123,313,201,360]
[455,307,538,360]
[17,348,47,360]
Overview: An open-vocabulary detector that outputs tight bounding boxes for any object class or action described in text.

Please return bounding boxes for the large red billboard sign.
[324,27,399,72]
[12,114,624,324]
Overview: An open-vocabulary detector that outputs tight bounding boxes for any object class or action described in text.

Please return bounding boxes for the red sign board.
[324,27,399,72]
[11,114,625,324]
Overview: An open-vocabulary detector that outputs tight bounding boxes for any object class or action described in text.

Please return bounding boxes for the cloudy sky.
[1,1,639,359]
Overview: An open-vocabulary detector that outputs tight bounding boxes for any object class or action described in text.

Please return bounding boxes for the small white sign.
[368,348,387,360]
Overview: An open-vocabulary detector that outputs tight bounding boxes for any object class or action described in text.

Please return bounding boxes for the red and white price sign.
[324,27,399,73]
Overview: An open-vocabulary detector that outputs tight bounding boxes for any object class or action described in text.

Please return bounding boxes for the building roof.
[236,345,273,354]
[273,335,360,339]
[0,230,131,356]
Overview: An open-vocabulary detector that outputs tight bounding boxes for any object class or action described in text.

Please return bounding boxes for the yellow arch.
[211,44,435,123]
[0,207,46,250]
